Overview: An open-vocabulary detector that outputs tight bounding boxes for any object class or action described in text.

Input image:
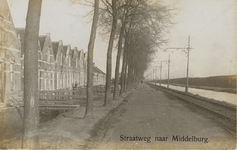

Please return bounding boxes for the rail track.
[147,83,236,135]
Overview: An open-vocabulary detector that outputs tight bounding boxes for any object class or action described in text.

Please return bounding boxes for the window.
[40,71,44,90]
[69,56,71,67]
[10,63,14,91]
[52,72,54,90]
[47,53,50,62]
[60,53,63,65]
[50,79,53,90]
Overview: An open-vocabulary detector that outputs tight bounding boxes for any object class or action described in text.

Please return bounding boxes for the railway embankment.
[153,75,236,94]
[147,83,236,135]
[170,83,236,94]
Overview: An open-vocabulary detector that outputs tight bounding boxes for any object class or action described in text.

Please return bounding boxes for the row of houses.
[0,0,106,105]
[18,29,106,90]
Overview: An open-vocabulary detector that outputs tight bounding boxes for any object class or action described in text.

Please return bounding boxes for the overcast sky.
[8,0,237,79]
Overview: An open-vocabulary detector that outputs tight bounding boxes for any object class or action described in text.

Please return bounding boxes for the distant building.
[78,49,86,86]
[1,0,106,106]
[39,33,55,90]
[93,63,106,86]
[17,30,105,91]
[52,40,64,89]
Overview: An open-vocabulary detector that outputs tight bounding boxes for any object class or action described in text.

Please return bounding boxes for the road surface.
[98,83,236,149]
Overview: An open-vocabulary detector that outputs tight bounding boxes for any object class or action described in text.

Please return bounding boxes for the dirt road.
[97,83,236,149]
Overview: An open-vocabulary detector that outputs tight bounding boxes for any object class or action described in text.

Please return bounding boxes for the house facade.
[39,33,55,90]
[17,30,105,91]
[0,0,106,105]
[0,0,22,104]
[93,63,106,86]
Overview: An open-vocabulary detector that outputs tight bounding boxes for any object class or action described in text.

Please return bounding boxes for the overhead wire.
[192,0,236,39]
[176,0,236,48]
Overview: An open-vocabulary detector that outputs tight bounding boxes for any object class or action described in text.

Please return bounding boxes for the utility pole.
[153,67,155,81]
[160,60,169,87]
[153,61,165,86]
[153,67,156,81]
[185,36,190,92]
[160,62,162,86]
[164,35,192,92]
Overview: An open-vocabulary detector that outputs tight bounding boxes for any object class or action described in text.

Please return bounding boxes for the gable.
[39,36,46,51]
[52,42,59,60]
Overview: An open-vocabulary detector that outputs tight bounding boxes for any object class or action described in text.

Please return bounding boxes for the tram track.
[147,83,236,135]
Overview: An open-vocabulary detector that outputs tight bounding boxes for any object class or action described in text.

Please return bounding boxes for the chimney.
[46,33,50,37]
[59,40,63,45]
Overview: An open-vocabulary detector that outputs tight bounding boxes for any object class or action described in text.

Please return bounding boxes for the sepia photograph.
[0,0,236,149]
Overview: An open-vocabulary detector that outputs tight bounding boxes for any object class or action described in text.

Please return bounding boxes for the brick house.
[1,0,106,106]
[72,47,79,87]
[52,40,64,89]
[78,49,86,86]
[0,0,22,104]
[39,34,55,90]
[93,63,106,86]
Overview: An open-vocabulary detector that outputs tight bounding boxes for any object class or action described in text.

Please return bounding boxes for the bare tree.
[120,25,131,94]
[22,0,42,148]
[100,0,134,100]
[114,0,140,98]
[120,34,128,94]
[118,0,174,91]
[84,0,100,118]
[113,7,128,99]
[98,0,174,99]
[104,0,118,106]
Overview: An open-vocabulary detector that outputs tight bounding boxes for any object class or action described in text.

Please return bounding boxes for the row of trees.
[22,0,173,148]
[99,0,173,104]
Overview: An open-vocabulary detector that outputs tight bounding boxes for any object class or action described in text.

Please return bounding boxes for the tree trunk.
[124,52,128,91]
[120,31,130,94]
[113,17,126,99]
[120,41,127,95]
[84,0,99,118]
[127,65,131,90]
[124,45,131,91]
[104,0,117,106]
[22,0,42,148]
[127,60,134,91]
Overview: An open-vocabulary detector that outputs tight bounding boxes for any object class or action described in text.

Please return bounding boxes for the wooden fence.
[39,85,105,110]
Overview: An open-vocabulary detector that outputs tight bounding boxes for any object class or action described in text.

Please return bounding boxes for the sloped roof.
[84,52,88,61]
[93,66,106,75]
[52,42,59,59]
[78,50,84,60]
[1,0,15,30]
[72,49,74,57]
[63,46,67,57]
[16,28,25,56]
[16,28,45,56]
[39,36,46,51]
